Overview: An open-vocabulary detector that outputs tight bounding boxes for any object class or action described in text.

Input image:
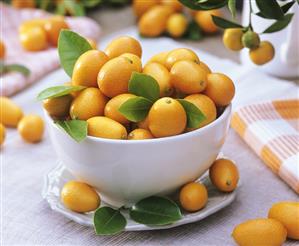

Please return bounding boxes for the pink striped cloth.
[0,3,101,96]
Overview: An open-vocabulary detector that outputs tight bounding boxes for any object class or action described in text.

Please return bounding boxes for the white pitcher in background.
[241,0,299,78]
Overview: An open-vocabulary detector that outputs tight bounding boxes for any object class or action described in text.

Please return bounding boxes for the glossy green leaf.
[82,0,102,7]
[37,85,85,100]
[211,15,243,29]
[184,21,203,41]
[255,0,284,20]
[256,1,295,19]
[0,64,30,76]
[179,0,228,10]
[128,72,160,102]
[94,207,126,236]
[58,30,92,77]
[177,99,206,128]
[263,14,294,33]
[119,97,152,122]
[228,0,236,19]
[55,120,87,142]
[130,196,182,226]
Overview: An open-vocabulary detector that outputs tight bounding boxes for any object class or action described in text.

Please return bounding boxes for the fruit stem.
[248,0,253,30]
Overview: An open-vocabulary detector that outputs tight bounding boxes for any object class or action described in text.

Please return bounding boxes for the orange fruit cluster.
[133,0,222,38]
[44,36,235,140]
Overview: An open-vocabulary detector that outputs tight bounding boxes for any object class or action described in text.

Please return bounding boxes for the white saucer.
[42,163,237,231]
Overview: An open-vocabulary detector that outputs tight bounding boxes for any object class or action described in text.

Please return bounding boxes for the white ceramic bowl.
[45,105,231,207]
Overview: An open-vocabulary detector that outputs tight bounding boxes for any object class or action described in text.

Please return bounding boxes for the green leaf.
[184,21,203,41]
[55,120,87,142]
[0,64,30,76]
[93,207,126,235]
[177,99,206,128]
[228,0,236,19]
[130,196,182,226]
[55,2,67,15]
[37,85,85,100]
[64,0,86,16]
[263,14,294,33]
[256,1,295,19]
[58,30,92,77]
[255,0,284,20]
[119,97,152,122]
[128,72,160,102]
[211,15,243,29]
[179,0,228,10]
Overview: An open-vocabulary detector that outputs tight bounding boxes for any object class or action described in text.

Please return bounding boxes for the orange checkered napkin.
[231,99,299,193]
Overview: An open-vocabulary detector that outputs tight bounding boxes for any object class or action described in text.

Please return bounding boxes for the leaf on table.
[255,0,284,20]
[0,64,30,76]
[58,30,92,77]
[263,14,294,33]
[128,72,160,102]
[93,207,127,235]
[211,15,243,29]
[55,120,87,142]
[177,99,206,128]
[119,97,153,122]
[130,196,182,226]
[178,0,228,10]
[37,85,85,100]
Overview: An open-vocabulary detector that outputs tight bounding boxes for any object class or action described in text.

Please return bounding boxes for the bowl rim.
[46,104,232,145]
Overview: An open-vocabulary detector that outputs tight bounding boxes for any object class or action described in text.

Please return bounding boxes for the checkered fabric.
[0,3,101,96]
[231,99,299,194]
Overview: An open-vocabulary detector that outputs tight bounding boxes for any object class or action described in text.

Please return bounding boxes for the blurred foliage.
[5,0,131,16]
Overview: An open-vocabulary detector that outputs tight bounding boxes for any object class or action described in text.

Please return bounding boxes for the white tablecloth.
[2,28,299,245]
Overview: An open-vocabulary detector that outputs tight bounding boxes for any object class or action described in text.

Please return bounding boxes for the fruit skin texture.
[104,36,142,59]
[133,0,160,18]
[199,61,211,74]
[138,5,174,37]
[44,16,69,46]
[19,19,47,33]
[148,97,186,138]
[20,26,47,51]
[128,129,154,140]
[184,94,216,129]
[0,40,5,59]
[104,93,137,124]
[165,48,200,70]
[167,13,188,38]
[0,123,5,146]
[179,182,208,212]
[204,73,235,106]
[232,218,287,246]
[87,116,127,140]
[147,51,170,67]
[72,50,109,87]
[137,115,150,130]
[18,115,44,143]
[98,56,137,98]
[249,41,275,65]
[209,158,239,192]
[223,28,244,51]
[43,95,73,119]
[120,53,142,72]
[194,10,222,34]
[70,88,108,120]
[143,62,173,97]
[61,181,100,213]
[268,201,299,240]
[170,60,207,94]
[0,97,23,127]
[160,0,183,12]
[242,30,260,49]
